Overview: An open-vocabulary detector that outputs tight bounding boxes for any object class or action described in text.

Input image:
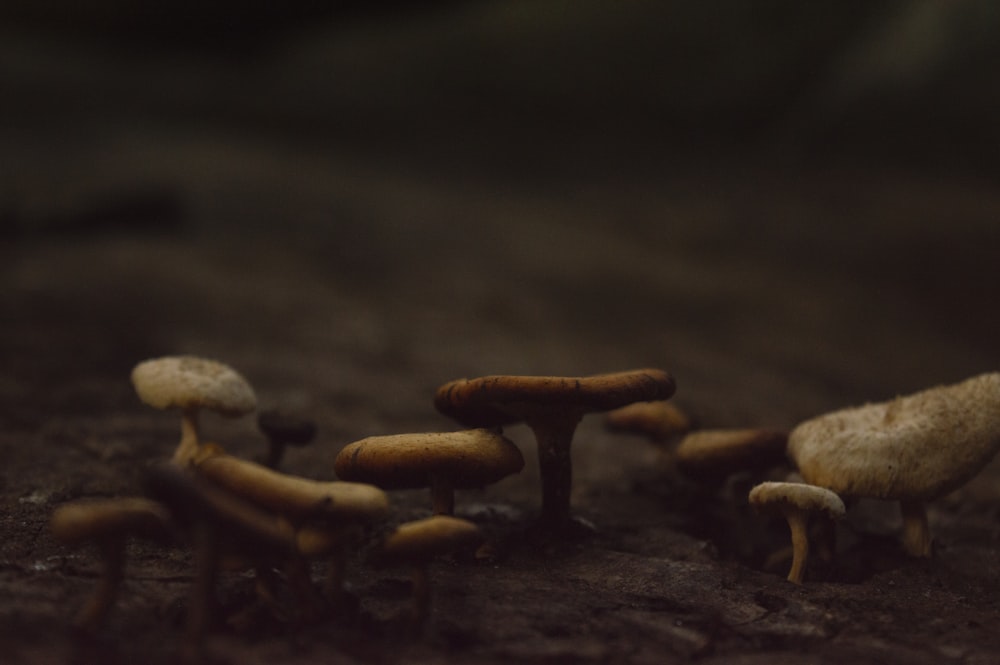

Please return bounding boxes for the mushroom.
[333,429,524,515]
[748,481,846,584]
[605,401,693,443]
[674,428,788,479]
[434,369,675,528]
[373,515,482,629]
[193,453,390,601]
[257,408,317,469]
[50,497,174,632]
[143,463,345,653]
[131,356,256,465]
[787,372,1000,557]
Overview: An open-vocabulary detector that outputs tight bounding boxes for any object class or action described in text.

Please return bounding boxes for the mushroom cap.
[196,454,390,523]
[142,463,297,557]
[131,355,256,416]
[50,497,173,545]
[674,428,788,477]
[257,408,317,446]
[787,373,1000,502]
[434,368,676,427]
[749,481,846,520]
[605,401,692,441]
[334,429,524,490]
[380,515,482,562]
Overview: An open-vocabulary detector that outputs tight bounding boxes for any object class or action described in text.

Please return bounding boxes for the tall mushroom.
[434,369,675,528]
[333,429,524,515]
[787,372,1000,557]
[131,356,256,466]
[748,482,846,584]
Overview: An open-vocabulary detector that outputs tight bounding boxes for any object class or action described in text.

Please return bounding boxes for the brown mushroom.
[434,369,675,527]
[131,356,256,465]
[748,482,846,584]
[605,401,692,443]
[374,515,482,629]
[674,428,788,479]
[50,498,174,632]
[257,408,317,469]
[333,429,524,515]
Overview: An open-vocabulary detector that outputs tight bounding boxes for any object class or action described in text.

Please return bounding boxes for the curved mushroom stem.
[785,509,810,584]
[527,413,582,529]
[430,477,455,516]
[74,536,126,632]
[174,407,201,466]
[900,500,932,557]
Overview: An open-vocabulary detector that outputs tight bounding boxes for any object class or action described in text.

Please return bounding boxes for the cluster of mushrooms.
[49,356,1000,655]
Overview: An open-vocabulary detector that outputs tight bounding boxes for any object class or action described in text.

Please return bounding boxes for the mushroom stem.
[430,477,455,516]
[186,521,219,658]
[74,536,126,632]
[409,563,430,628]
[527,413,582,528]
[263,441,287,469]
[785,509,810,584]
[900,500,932,557]
[175,407,201,466]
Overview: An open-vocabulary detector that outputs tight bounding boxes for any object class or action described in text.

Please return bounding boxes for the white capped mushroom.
[749,481,846,584]
[787,372,1000,556]
[131,356,256,465]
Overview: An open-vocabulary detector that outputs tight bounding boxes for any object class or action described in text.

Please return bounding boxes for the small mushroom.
[131,356,256,465]
[605,401,693,443]
[787,372,1000,557]
[50,498,174,632]
[674,428,788,479]
[374,515,482,629]
[434,369,675,528]
[333,429,524,515]
[748,481,846,584]
[257,408,317,469]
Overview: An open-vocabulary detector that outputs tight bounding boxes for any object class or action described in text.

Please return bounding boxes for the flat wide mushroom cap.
[257,409,317,445]
[788,373,1000,502]
[434,368,676,427]
[334,429,524,490]
[674,428,788,477]
[131,356,256,416]
[380,515,482,562]
[749,481,846,520]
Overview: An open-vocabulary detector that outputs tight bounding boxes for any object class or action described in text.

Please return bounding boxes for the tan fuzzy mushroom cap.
[749,482,846,520]
[787,373,1000,502]
[674,428,788,477]
[334,429,524,490]
[131,356,256,416]
[380,515,482,562]
[434,368,676,427]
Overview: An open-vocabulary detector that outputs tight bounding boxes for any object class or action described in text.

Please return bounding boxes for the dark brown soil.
[3,4,1000,663]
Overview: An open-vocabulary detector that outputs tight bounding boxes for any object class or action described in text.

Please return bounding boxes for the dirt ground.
[3,3,1000,664]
